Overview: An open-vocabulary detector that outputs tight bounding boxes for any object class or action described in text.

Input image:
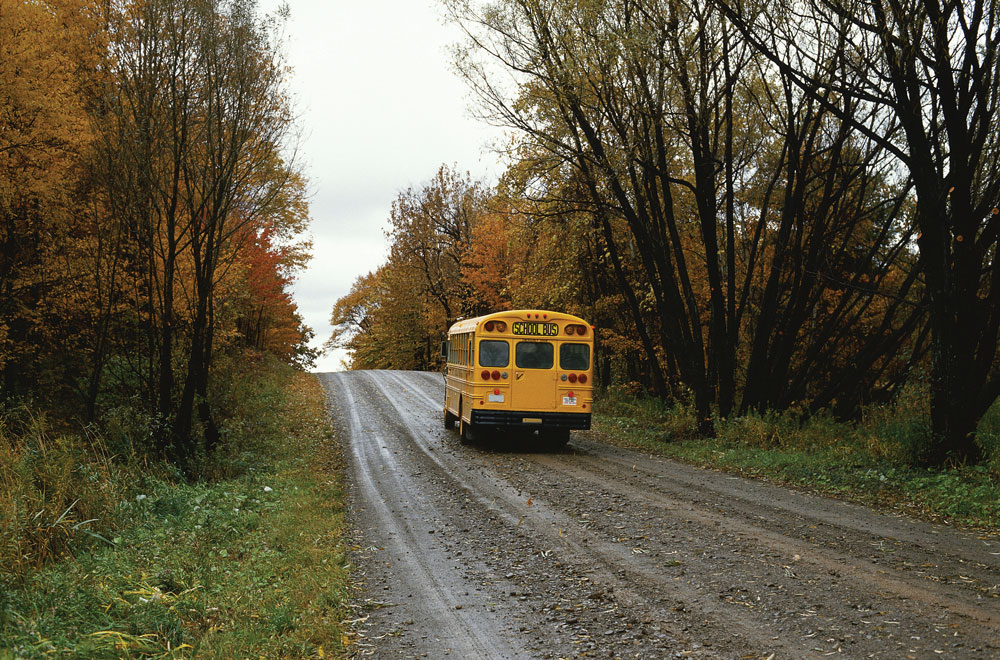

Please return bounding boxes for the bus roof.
[446,309,590,336]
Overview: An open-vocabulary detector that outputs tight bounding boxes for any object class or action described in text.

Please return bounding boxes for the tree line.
[1,0,312,469]
[331,0,1000,467]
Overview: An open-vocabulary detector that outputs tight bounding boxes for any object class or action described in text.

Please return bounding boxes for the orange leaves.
[461,207,526,311]
[330,166,487,371]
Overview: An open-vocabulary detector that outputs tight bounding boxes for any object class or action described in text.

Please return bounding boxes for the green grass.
[594,389,1000,530]
[1,366,352,659]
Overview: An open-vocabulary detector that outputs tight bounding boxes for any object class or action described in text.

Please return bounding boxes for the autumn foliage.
[0,0,313,469]
[333,0,1000,466]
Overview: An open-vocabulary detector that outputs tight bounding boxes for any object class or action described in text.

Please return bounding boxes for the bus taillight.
[481,369,490,380]
[568,373,578,383]
[494,321,507,332]
[491,370,501,380]
[579,374,588,384]
[484,320,495,331]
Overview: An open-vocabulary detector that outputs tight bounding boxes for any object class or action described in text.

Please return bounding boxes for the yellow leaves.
[0,1,103,378]
[0,0,93,211]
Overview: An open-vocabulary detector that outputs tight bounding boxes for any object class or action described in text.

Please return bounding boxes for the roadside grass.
[1,364,352,659]
[594,389,1000,530]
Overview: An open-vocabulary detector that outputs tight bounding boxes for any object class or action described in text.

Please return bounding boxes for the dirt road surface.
[319,370,1000,659]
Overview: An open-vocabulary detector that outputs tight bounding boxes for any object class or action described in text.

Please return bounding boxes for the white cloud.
[269,0,507,371]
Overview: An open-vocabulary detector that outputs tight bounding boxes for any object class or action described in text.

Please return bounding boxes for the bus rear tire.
[444,408,457,430]
[459,417,473,445]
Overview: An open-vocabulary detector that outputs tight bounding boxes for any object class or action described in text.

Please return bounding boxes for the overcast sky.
[271,0,506,371]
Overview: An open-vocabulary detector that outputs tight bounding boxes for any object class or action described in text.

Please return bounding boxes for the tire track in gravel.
[323,372,528,659]
[524,450,1000,629]
[560,437,1000,617]
[326,370,1000,658]
[372,370,822,658]
[566,437,1000,573]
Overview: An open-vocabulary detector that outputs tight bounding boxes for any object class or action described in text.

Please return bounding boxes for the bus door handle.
[515,372,525,381]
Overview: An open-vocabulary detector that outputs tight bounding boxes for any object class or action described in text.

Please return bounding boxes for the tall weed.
[2,367,351,659]
[0,405,132,581]
[597,386,698,441]
[201,352,295,480]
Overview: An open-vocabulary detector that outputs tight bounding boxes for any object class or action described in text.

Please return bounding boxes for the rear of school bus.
[443,310,593,445]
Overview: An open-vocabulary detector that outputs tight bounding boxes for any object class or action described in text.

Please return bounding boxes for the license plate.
[488,393,505,403]
[562,396,577,406]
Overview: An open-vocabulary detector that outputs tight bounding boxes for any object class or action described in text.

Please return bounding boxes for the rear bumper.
[470,409,591,430]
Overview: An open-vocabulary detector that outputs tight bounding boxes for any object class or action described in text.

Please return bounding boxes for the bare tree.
[447,0,920,433]
[95,0,299,466]
[717,0,1000,464]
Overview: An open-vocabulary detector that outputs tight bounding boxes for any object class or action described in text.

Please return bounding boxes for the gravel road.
[318,370,1000,659]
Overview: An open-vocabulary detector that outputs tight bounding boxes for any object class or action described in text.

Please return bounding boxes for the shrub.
[0,404,131,581]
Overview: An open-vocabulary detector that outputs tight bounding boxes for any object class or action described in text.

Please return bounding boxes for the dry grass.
[0,408,132,580]
[2,366,353,659]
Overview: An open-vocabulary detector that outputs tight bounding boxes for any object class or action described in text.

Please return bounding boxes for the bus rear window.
[560,343,590,371]
[516,341,554,369]
[479,340,509,367]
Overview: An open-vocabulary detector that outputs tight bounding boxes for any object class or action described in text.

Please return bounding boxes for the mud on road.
[319,370,1000,659]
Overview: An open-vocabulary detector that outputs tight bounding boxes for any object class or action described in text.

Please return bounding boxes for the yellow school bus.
[443,310,593,446]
